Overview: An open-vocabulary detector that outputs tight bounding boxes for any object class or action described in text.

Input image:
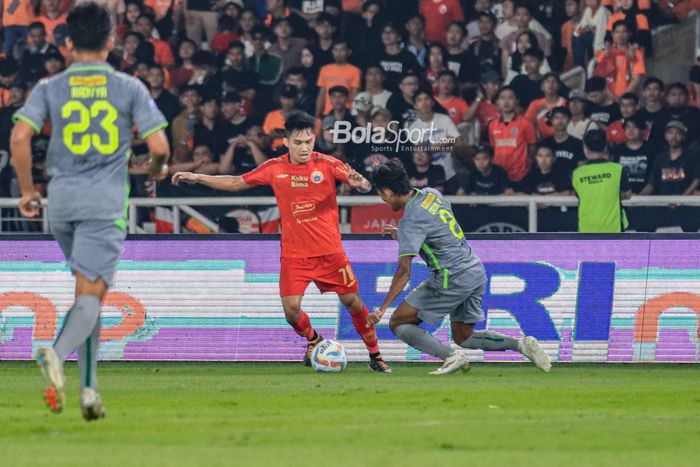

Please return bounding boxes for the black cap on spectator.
[271,16,292,30]
[585,76,607,93]
[583,129,608,153]
[280,84,299,99]
[689,65,700,85]
[222,92,243,103]
[480,69,501,84]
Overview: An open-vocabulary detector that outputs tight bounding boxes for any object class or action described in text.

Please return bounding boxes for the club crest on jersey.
[311,170,324,184]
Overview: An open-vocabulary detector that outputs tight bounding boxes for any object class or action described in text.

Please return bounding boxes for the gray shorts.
[405,268,487,326]
[51,219,127,289]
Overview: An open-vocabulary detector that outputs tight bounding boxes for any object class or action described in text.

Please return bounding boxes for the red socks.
[289,311,315,340]
[350,305,380,354]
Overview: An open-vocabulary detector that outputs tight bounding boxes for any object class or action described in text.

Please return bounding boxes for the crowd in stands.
[1,0,700,231]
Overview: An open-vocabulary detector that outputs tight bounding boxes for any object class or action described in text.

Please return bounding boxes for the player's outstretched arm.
[144,129,171,180]
[367,255,413,325]
[10,120,41,217]
[171,172,250,192]
[346,168,372,193]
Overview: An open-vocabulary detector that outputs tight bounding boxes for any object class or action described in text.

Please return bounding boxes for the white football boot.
[429,351,470,375]
[81,388,106,422]
[36,347,66,413]
[519,336,552,372]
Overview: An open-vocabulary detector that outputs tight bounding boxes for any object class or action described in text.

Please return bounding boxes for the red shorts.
[280,253,359,297]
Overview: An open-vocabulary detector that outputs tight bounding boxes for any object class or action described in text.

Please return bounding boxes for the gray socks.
[460,330,520,352]
[77,315,100,391]
[53,295,101,362]
[394,324,453,360]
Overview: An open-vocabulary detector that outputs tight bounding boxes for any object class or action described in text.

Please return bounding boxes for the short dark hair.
[585,76,607,93]
[372,159,413,196]
[29,22,46,32]
[287,66,306,78]
[67,2,113,52]
[523,47,545,61]
[584,129,608,153]
[284,111,316,135]
[620,92,640,104]
[136,12,155,25]
[228,40,245,52]
[219,14,237,31]
[611,20,628,32]
[497,85,517,100]
[328,85,349,97]
[624,114,647,131]
[447,21,465,35]
[474,145,494,159]
[437,70,458,82]
[643,76,664,90]
[479,11,498,23]
[550,106,571,119]
[667,82,688,95]
[331,39,350,49]
[413,86,434,101]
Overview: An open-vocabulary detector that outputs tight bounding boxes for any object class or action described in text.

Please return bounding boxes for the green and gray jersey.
[13,61,167,224]
[398,188,482,287]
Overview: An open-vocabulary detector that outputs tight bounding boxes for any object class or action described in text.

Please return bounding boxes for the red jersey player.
[172,112,391,372]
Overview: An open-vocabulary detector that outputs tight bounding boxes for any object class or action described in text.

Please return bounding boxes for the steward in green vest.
[572,130,632,232]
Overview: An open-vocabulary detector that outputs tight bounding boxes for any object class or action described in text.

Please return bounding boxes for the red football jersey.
[242,152,351,258]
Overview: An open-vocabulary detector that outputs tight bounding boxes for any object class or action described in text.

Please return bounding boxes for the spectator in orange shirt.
[595,21,645,97]
[607,92,641,144]
[605,0,651,55]
[2,0,34,56]
[315,39,361,117]
[434,70,476,125]
[135,12,174,67]
[560,0,581,72]
[37,0,68,45]
[209,15,241,55]
[488,86,537,184]
[525,72,567,140]
[419,0,464,46]
[263,84,299,152]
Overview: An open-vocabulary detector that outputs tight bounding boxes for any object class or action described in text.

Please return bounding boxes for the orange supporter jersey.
[525,97,566,140]
[150,38,175,66]
[144,0,173,21]
[488,115,536,182]
[2,0,34,27]
[38,14,68,45]
[595,46,645,97]
[263,109,286,150]
[606,12,649,32]
[317,63,361,115]
[242,152,351,258]
[435,95,469,125]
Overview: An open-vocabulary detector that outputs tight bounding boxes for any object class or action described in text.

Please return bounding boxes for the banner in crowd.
[1,237,698,363]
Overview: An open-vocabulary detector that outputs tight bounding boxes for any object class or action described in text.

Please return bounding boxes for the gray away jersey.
[398,188,482,285]
[14,61,167,224]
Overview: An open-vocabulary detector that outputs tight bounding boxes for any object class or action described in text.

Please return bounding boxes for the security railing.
[4,196,699,234]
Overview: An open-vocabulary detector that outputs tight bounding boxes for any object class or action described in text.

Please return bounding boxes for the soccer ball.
[311,340,347,373]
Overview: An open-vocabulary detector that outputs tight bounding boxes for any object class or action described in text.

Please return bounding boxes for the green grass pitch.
[1,362,699,466]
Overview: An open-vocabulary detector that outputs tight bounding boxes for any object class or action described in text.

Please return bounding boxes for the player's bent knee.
[340,293,362,313]
[451,323,474,345]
